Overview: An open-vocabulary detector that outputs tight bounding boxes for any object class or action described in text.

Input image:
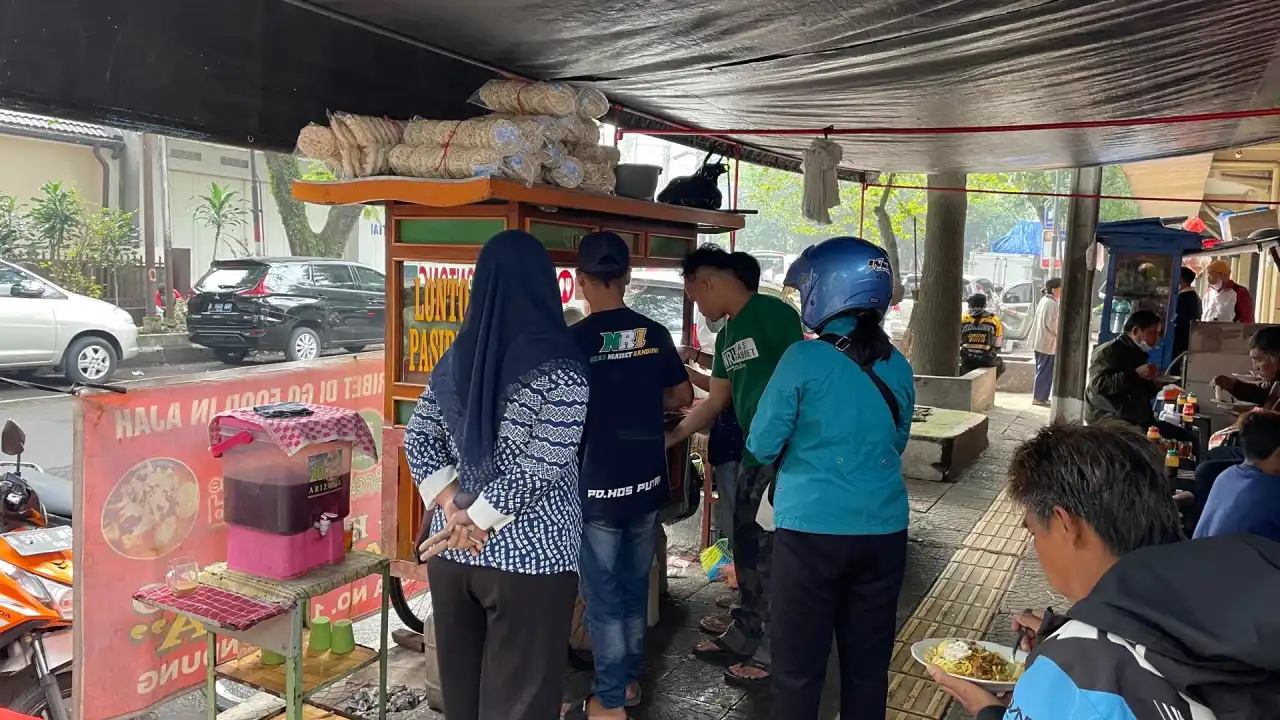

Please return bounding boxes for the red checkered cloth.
[132,584,290,631]
[209,404,379,460]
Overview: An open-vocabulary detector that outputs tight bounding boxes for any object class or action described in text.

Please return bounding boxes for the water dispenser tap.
[316,513,339,537]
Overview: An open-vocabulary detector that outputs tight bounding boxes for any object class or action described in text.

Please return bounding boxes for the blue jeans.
[580,511,659,709]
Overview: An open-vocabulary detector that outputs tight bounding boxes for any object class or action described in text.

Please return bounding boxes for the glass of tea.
[167,557,200,597]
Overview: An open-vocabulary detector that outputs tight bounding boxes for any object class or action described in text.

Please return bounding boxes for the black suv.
[188,258,385,364]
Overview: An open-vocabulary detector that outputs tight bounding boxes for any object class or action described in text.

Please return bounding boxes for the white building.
[0,109,384,310]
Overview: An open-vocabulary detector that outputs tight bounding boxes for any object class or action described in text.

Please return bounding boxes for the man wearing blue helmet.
[746,236,915,719]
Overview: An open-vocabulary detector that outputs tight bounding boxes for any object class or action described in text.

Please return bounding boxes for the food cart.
[291,175,745,633]
[1095,219,1206,369]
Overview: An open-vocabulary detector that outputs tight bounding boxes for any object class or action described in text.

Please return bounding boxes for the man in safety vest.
[959,293,1005,377]
[1202,259,1254,323]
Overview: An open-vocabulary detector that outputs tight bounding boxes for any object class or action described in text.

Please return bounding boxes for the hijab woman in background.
[746,237,915,719]
[405,230,589,720]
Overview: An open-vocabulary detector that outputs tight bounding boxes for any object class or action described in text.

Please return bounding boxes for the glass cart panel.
[1109,253,1173,336]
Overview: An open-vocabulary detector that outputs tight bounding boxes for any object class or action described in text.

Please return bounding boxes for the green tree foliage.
[265,152,362,258]
[192,182,250,258]
[27,181,85,261]
[732,165,1139,268]
[0,186,139,301]
[84,207,140,303]
[0,195,30,259]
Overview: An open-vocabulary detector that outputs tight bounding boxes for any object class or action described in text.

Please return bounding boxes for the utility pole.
[1052,167,1102,423]
[141,134,158,318]
[159,136,175,321]
[249,149,263,256]
[912,216,919,275]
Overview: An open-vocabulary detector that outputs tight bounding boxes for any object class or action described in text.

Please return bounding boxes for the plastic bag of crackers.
[295,113,403,179]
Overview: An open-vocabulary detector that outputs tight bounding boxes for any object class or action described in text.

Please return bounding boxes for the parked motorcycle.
[0,420,73,719]
[0,375,127,718]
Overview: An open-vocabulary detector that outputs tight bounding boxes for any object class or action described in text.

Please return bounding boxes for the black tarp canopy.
[4,0,1280,174]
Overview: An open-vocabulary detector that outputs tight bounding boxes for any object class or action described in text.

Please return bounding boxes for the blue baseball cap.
[577,231,630,273]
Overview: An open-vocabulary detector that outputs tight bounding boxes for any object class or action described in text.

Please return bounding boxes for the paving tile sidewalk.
[192,396,1051,720]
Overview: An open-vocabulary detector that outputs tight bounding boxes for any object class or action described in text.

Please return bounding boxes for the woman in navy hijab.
[406,230,589,720]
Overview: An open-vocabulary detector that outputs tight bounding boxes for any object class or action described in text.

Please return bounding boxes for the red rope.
[865,182,1280,206]
[434,122,462,173]
[625,107,1280,138]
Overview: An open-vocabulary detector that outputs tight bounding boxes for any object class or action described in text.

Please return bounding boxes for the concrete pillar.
[119,131,144,226]
[1052,167,1102,423]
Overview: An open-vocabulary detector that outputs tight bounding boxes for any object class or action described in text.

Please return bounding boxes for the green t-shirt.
[712,293,804,465]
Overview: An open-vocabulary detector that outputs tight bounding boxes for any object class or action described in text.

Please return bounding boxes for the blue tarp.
[990,221,1043,256]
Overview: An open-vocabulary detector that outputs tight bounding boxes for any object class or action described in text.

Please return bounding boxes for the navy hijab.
[430,230,585,483]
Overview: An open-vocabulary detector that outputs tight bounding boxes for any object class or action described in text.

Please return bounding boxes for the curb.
[122,343,215,367]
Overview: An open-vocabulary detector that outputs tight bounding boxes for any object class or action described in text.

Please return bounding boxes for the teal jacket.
[745,316,914,535]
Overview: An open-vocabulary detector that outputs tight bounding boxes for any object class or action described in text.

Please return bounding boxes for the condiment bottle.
[1165,448,1180,482]
[1147,426,1161,441]
[1182,400,1196,426]
[1187,392,1198,415]
[1176,393,1188,412]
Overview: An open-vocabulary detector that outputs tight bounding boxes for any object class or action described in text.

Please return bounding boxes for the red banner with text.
[74,354,387,720]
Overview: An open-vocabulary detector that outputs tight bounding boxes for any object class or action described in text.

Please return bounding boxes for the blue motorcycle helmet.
[783,237,894,332]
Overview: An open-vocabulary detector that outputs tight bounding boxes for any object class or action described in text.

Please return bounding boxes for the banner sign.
[74,354,387,720]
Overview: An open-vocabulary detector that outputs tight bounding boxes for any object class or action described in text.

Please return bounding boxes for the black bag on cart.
[657,151,729,210]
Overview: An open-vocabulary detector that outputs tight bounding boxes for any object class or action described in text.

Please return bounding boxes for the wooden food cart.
[291,175,745,629]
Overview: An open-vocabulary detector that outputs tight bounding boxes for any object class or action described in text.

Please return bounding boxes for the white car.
[0,259,140,383]
[625,269,789,349]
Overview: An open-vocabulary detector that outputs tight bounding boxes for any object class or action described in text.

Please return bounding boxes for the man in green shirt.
[669,245,804,687]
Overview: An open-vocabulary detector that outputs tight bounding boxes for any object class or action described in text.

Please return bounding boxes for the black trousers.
[771,529,908,720]
[720,462,776,663]
[427,557,578,720]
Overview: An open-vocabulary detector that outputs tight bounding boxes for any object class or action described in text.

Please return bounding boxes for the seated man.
[1195,410,1280,544]
[959,293,1004,376]
[1085,310,1189,439]
[928,422,1280,719]
[1197,326,1280,507]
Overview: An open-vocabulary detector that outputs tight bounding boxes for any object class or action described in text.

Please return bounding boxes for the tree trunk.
[265,152,361,258]
[904,173,968,374]
[872,174,905,305]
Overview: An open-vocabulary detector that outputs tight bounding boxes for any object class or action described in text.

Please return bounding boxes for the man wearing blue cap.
[565,232,693,719]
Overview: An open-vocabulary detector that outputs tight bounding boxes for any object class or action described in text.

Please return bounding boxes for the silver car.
[0,259,140,383]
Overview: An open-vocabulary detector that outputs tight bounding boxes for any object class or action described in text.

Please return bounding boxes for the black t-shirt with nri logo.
[570,307,688,521]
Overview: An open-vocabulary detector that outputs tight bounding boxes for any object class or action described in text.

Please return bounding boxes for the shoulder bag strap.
[819,333,902,427]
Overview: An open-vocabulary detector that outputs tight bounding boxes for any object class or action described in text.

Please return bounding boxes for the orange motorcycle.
[0,419,73,720]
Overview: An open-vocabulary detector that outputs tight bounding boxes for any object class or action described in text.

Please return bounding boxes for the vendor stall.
[291,174,745,633]
[1095,219,1206,370]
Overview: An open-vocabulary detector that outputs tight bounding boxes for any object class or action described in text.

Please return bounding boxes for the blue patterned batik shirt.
[405,359,589,575]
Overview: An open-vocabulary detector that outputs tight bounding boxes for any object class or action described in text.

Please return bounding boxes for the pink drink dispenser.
[209,404,379,580]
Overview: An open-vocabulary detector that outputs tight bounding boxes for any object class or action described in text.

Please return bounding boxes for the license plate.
[3,526,72,556]
[211,302,235,313]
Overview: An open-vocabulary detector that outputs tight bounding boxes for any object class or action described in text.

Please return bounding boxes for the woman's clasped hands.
[418,482,489,561]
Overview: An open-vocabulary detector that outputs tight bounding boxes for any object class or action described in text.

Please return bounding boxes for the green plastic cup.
[260,649,285,666]
[309,616,332,653]
[331,619,355,656]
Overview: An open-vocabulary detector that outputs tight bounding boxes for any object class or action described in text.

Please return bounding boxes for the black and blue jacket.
[978,535,1280,720]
